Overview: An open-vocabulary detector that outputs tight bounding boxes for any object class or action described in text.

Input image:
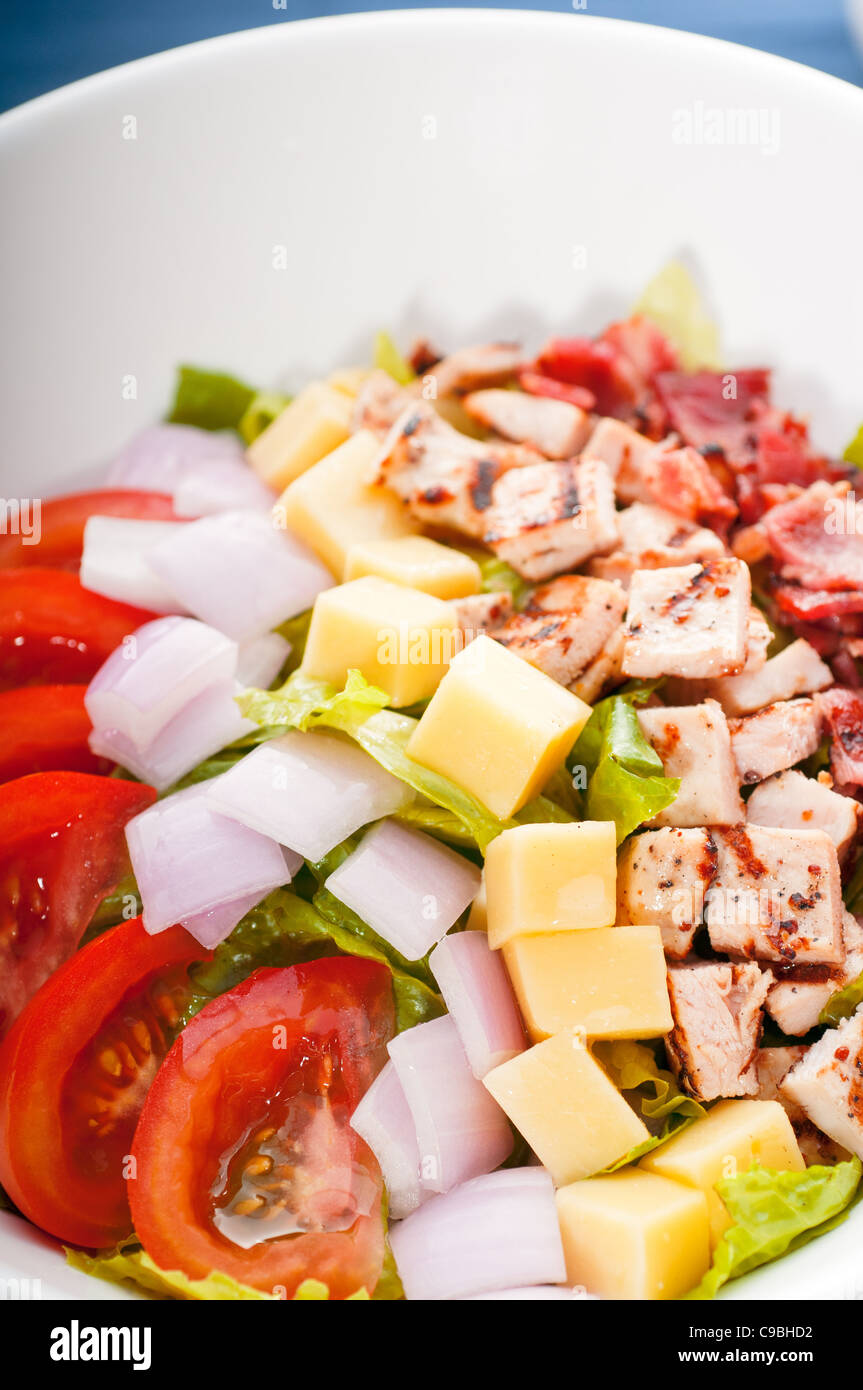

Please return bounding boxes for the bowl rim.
[1,7,862,138]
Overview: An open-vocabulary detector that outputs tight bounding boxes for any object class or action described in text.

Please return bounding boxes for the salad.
[2,264,863,1301]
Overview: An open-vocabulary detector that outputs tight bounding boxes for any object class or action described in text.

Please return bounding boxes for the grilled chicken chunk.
[492,575,625,686]
[482,457,619,581]
[426,343,524,397]
[705,825,844,966]
[729,698,822,785]
[705,637,833,717]
[569,626,626,703]
[351,369,415,436]
[746,769,859,858]
[665,960,769,1101]
[463,389,591,460]
[755,1047,850,1165]
[764,911,863,1037]
[622,558,751,680]
[616,826,718,959]
[741,607,773,674]
[636,700,744,827]
[582,416,656,497]
[449,591,513,645]
[587,501,726,588]
[781,1007,863,1160]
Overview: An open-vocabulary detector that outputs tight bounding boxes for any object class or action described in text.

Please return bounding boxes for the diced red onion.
[126,783,290,940]
[324,821,481,961]
[85,616,238,750]
[236,632,292,690]
[429,931,525,1078]
[203,730,413,863]
[147,510,334,641]
[350,1060,425,1220]
[106,424,244,493]
[389,1167,566,1301]
[386,1015,512,1193]
[173,456,277,518]
[80,516,188,613]
[90,681,255,792]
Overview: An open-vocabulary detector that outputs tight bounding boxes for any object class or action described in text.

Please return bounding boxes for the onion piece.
[147,510,334,641]
[126,783,290,939]
[389,1167,566,1301]
[90,681,255,792]
[173,456,277,517]
[203,730,413,862]
[467,1287,593,1301]
[85,616,238,750]
[386,1014,512,1193]
[80,516,187,613]
[235,632,292,690]
[180,847,302,948]
[429,931,525,1078]
[324,820,481,961]
[106,423,244,493]
[349,1060,425,1220]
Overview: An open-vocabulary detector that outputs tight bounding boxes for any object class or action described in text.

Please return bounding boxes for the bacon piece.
[653,367,771,465]
[518,371,596,413]
[764,481,863,592]
[818,686,863,786]
[773,583,863,623]
[640,442,737,532]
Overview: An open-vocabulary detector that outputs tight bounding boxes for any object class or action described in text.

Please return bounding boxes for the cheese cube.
[407,636,590,820]
[556,1170,710,1300]
[247,382,352,489]
[327,366,372,397]
[640,1098,804,1245]
[300,576,458,707]
[485,822,616,949]
[483,1030,649,1184]
[275,431,418,577]
[503,925,672,1041]
[345,536,482,600]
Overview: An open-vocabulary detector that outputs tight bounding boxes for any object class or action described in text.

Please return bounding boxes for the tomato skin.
[0,568,155,689]
[0,685,110,782]
[0,490,178,572]
[130,959,395,1298]
[0,915,205,1247]
[0,771,157,1037]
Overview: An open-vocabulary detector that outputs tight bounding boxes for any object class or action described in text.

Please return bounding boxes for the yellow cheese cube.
[640,1098,805,1246]
[327,366,372,398]
[556,1170,710,1300]
[275,431,418,577]
[466,875,487,931]
[247,382,352,489]
[344,536,481,600]
[503,925,672,1041]
[406,635,590,820]
[483,1030,649,1185]
[484,822,617,949]
[300,576,458,707]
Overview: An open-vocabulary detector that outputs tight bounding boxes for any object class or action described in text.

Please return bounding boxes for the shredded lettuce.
[238,390,292,444]
[66,1241,277,1300]
[686,1157,862,1299]
[843,423,863,468]
[569,687,680,844]
[374,331,415,386]
[633,262,721,371]
[455,546,532,607]
[594,1040,704,1169]
[167,364,256,433]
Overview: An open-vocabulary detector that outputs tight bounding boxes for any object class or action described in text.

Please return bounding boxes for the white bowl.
[1,10,862,1301]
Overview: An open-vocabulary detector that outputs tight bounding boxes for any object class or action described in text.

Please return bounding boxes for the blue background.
[2,0,862,112]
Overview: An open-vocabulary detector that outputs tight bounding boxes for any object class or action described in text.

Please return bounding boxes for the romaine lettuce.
[167,365,256,432]
[374,331,415,386]
[569,687,680,844]
[594,1040,704,1169]
[843,423,863,468]
[238,390,292,444]
[633,262,721,371]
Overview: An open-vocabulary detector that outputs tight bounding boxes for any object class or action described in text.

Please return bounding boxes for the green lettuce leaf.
[594,1040,705,1169]
[633,262,721,371]
[167,365,256,433]
[569,688,680,844]
[455,546,532,607]
[843,424,863,469]
[686,1157,863,1299]
[66,1241,277,1300]
[238,390,292,444]
[374,331,415,385]
[820,966,863,1027]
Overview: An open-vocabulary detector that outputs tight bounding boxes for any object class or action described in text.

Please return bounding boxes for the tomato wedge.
[0,489,177,572]
[130,959,395,1298]
[0,915,206,1246]
[0,568,155,689]
[0,685,109,782]
[0,771,156,1037]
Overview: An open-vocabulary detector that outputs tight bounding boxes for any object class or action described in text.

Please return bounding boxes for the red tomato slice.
[0,771,157,1037]
[130,959,395,1298]
[0,490,178,572]
[0,568,155,690]
[0,685,110,782]
[0,915,206,1246]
